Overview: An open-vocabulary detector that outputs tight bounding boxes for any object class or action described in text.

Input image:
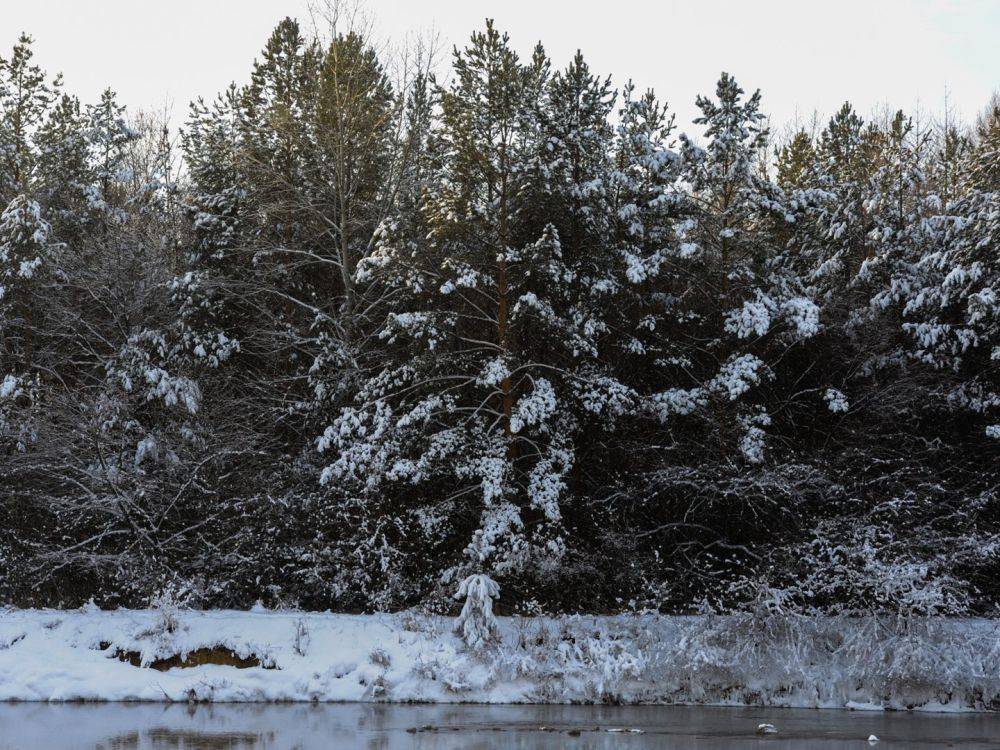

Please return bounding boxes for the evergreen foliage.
[0,21,998,617]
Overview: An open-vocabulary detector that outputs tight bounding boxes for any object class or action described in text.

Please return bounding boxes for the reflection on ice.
[2,702,1000,750]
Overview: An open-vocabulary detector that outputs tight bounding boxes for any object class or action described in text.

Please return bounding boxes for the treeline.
[1,16,998,616]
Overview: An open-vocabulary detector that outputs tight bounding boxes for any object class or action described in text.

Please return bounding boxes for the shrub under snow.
[454,574,501,651]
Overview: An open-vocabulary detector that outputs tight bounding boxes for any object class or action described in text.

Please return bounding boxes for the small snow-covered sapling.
[454,573,501,651]
[293,617,310,656]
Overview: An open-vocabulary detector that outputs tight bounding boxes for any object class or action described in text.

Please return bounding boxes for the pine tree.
[968,98,1000,192]
[0,194,49,380]
[312,31,396,314]
[0,33,59,380]
[83,89,138,227]
[180,88,246,367]
[317,22,552,589]
[34,93,90,243]
[0,33,58,201]
[895,101,1000,440]
[775,129,816,190]
[238,17,321,250]
[667,73,818,465]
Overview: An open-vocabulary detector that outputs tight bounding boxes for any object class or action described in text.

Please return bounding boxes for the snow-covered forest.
[1,13,998,621]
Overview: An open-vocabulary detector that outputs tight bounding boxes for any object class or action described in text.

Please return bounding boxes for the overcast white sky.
[4,0,998,135]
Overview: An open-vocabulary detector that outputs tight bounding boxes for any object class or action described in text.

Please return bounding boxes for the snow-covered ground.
[1,606,999,710]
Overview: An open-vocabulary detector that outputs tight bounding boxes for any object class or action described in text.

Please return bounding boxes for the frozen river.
[2,702,999,749]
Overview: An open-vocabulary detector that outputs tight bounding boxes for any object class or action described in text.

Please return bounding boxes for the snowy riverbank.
[1,607,999,710]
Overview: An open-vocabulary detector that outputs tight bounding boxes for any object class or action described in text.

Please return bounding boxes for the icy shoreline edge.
[1,608,998,711]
